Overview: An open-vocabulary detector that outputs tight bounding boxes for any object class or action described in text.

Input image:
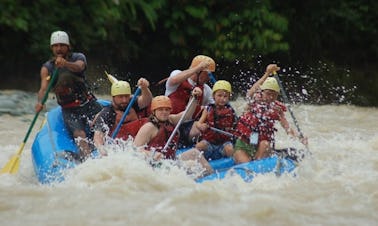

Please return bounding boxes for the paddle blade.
[0,143,25,174]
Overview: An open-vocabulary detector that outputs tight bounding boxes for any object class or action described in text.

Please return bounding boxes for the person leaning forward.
[134,92,214,177]
[35,30,102,161]
[165,55,216,148]
[93,76,153,155]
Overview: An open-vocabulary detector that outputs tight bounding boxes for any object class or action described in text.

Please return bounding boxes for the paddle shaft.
[111,87,141,138]
[273,73,304,139]
[209,126,234,137]
[24,69,59,143]
[162,97,196,152]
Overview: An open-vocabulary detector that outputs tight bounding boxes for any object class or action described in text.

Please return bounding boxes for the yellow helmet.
[151,96,172,111]
[190,55,216,72]
[111,81,131,96]
[260,77,280,93]
[212,80,232,94]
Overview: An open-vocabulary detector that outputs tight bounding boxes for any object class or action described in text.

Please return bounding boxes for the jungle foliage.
[0,0,377,105]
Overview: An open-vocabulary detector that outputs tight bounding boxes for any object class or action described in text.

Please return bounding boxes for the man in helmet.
[165,55,216,115]
[35,30,103,161]
[93,76,153,155]
[193,80,238,161]
[233,64,308,163]
[134,91,214,177]
[164,55,216,147]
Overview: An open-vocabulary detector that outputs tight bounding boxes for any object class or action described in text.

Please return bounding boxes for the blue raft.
[32,103,297,184]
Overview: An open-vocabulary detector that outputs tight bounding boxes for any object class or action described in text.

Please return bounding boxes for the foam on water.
[0,91,377,225]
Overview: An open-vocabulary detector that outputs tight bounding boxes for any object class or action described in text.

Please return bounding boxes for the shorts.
[201,140,233,161]
[234,138,257,157]
[62,100,103,138]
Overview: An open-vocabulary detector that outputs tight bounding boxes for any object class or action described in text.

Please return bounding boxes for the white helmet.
[50,31,70,46]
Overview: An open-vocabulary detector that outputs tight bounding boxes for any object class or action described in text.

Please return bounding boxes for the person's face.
[261,89,279,102]
[197,71,210,85]
[51,43,70,57]
[113,94,131,111]
[154,107,171,121]
[213,90,230,106]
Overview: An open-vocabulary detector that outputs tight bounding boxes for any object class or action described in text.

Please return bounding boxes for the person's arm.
[35,66,50,112]
[167,61,210,86]
[193,108,209,132]
[136,78,153,109]
[54,55,85,73]
[279,113,308,145]
[247,64,280,97]
[133,122,154,147]
[169,87,202,124]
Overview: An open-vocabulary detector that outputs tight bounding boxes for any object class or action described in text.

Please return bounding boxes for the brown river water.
[0,90,377,226]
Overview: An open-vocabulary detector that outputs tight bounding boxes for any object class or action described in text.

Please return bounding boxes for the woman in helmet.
[93,76,153,155]
[233,64,307,163]
[193,80,238,161]
[35,31,103,160]
[134,91,214,177]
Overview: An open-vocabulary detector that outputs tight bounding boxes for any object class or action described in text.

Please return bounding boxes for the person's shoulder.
[140,121,155,131]
[204,84,212,91]
[71,52,86,60]
[169,70,182,77]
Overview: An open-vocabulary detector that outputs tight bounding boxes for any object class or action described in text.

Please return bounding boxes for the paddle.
[161,97,196,153]
[273,72,309,152]
[209,126,234,137]
[111,87,141,139]
[1,69,58,174]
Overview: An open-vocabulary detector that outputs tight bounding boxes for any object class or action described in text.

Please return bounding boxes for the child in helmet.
[233,64,307,163]
[134,91,214,177]
[193,80,238,161]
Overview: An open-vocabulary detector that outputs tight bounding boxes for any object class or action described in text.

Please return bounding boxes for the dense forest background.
[1,0,377,106]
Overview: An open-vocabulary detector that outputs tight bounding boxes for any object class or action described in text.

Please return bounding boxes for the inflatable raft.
[31,103,298,184]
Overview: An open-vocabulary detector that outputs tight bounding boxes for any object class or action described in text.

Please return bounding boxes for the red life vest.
[201,104,237,145]
[110,117,149,140]
[168,79,203,117]
[148,121,179,159]
[235,100,286,143]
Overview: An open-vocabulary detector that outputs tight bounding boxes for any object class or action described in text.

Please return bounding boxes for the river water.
[0,90,377,226]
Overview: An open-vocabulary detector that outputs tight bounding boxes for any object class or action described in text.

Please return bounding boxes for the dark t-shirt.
[43,52,87,78]
[93,102,143,133]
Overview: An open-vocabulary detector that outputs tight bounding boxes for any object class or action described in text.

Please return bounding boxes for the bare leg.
[254,140,271,160]
[223,143,234,157]
[233,149,252,164]
[179,149,214,176]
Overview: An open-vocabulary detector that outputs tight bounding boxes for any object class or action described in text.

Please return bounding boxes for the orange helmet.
[190,55,216,72]
[151,96,172,111]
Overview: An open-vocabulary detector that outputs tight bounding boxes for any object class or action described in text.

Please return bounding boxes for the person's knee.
[195,141,208,151]
[233,149,251,163]
[223,144,234,157]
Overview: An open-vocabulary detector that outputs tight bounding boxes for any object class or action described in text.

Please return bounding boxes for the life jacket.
[147,118,179,159]
[235,100,286,143]
[168,79,203,117]
[136,104,151,119]
[201,104,238,145]
[53,70,94,108]
[111,117,149,140]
